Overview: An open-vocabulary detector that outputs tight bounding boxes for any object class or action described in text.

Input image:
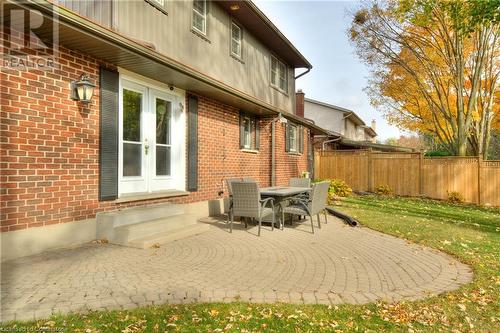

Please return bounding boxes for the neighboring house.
[297,92,377,143]
[1,0,327,259]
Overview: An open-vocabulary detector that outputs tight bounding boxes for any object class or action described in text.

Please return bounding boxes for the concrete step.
[113,215,197,244]
[128,223,211,249]
[97,202,184,228]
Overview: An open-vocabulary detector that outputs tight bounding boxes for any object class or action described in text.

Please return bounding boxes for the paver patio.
[0,216,473,322]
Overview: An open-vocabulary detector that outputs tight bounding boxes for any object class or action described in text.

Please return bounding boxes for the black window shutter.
[299,125,304,154]
[255,119,260,150]
[99,67,119,201]
[285,123,290,152]
[239,113,245,149]
[187,95,198,192]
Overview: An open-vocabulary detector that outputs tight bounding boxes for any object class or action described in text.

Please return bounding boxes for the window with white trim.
[270,56,287,92]
[285,122,304,154]
[145,0,167,14]
[231,22,242,58]
[192,0,207,34]
[289,124,298,152]
[242,116,251,148]
[239,113,260,150]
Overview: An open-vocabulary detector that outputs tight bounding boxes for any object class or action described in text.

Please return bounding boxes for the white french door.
[119,77,185,196]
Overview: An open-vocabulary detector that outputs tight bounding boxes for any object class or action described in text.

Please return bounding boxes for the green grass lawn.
[2,196,499,332]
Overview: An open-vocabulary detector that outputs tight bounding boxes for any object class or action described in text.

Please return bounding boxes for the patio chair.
[289,177,311,219]
[282,181,330,234]
[289,177,311,188]
[225,177,241,224]
[226,177,258,224]
[230,181,275,236]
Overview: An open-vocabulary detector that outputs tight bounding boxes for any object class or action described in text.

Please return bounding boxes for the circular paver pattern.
[0,216,473,322]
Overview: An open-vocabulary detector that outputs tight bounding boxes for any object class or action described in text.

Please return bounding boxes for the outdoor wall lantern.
[278,113,288,124]
[70,74,96,103]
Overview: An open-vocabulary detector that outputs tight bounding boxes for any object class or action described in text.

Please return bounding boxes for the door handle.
[144,139,150,155]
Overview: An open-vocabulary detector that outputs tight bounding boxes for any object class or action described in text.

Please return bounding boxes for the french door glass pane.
[123,143,142,176]
[156,146,171,176]
[123,89,142,142]
[156,97,171,176]
[156,98,171,145]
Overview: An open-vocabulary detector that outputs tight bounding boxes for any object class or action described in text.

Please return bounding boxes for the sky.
[253,0,401,140]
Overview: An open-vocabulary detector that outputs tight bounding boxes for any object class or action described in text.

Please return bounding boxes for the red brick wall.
[1,44,310,232]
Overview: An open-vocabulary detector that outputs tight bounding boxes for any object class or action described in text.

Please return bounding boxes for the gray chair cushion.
[283,204,308,216]
[261,207,274,218]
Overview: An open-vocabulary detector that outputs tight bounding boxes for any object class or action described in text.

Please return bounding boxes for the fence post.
[418,150,424,196]
[314,151,320,180]
[367,148,373,192]
[477,156,483,205]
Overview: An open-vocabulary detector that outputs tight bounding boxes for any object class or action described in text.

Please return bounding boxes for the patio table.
[260,186,311,227]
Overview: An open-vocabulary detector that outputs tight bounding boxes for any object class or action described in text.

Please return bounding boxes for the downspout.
[271,120,276,186]
[271,113,286,186]
[294,67,311,80]
[322,137,342,151]
[275,66,308,184]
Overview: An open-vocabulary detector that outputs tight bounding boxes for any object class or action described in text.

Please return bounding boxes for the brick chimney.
[295,89,305,118]
[371,119,376,132]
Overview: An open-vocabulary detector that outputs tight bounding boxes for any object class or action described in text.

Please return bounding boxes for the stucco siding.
[304,100,344,134]
[112,0,294,113]
[344,120,357,140]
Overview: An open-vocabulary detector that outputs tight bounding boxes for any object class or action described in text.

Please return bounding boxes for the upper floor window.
[231,22,242,58]
[270,56,287,93]
[192,0,207,35]
[145,0,167,15]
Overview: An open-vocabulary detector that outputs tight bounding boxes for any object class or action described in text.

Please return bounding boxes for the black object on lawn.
[326,206,359,227]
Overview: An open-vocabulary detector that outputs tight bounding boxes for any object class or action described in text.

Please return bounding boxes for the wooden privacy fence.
[314,150,500,206]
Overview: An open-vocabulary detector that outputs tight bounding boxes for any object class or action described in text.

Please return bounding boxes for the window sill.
[270,84,288,96]
[144,0,168,15]
[191,28,211,44]
[114,190,189,203]
[241,148,259,154]
[230,54,245,64]
[287,151,302,156]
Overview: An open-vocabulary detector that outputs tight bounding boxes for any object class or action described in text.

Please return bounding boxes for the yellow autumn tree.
[350,0,499,158]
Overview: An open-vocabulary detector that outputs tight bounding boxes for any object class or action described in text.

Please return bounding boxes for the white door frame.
[118,79,149,194]
[118,70,186,196]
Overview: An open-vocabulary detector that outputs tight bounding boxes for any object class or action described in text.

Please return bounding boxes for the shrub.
[447,191,464,204]
[425,150,452,157]
[375,184,393,196]
[329,179,352,197]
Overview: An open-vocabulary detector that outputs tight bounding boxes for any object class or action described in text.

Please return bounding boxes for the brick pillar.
[295,89,305,118]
